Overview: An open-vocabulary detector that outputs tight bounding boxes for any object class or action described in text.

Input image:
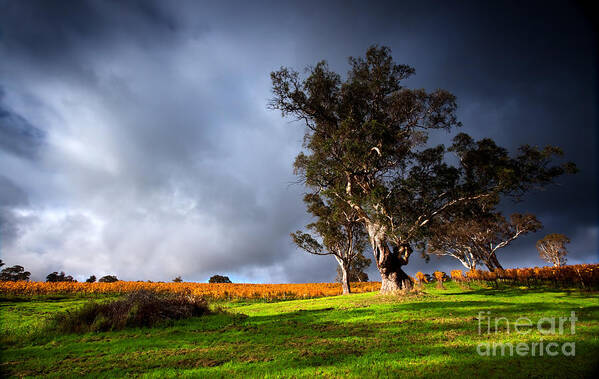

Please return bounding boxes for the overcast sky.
[0,0,597,283]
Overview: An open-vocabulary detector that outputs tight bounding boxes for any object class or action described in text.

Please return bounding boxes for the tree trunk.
[341,263,351,294]
[484,253,503,271]
[380,267,412,293]
[457,257,476,271]
[366,221,413,294]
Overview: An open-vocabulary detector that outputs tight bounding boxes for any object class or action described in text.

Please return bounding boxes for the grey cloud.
[0,176,30,247]
[0,0,178,59]
[0,0,595,281]
[0,89,45,160]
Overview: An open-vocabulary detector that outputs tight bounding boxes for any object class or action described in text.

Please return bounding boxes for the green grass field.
[1,283,598,378]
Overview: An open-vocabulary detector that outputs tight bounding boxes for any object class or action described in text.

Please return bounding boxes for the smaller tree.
[98,275,119,283]
[85,275,96,283]
[292,194,368,294]
[536,233,570,267]
[46,271,76,282]
[208,275,231,283]
[173,276,183,283]
[428,212,542,271]
[0,265,31,282]
[335,252,371,283]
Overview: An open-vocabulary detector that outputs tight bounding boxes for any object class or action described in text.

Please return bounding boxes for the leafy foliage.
[461,264,599,288]
[0,265,31,282]
[450,270,465,281]
[0,281,380,299]
[98,275,119,283]
[433,271,446,289]
[415,272,427,284]
[46,271,77,282]
[427,212,542,271]
[291,193,368,293]
[208,275,232,283]
[537,233,570,267]
[335,252,371,283]
[270,45,576,291]
[414,271,428,289]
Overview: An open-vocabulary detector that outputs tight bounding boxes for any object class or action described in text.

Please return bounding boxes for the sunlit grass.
[1,282,598,378]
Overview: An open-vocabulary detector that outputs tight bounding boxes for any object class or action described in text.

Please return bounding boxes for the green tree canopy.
[271,45,576,293]
[0,265,31,282]
[98,275,119,283]
[209,275,232,283]
[46,271,77,282]
[537,233,570,267]
[291,193,368,294]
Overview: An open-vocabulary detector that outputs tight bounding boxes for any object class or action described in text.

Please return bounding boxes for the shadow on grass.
[4,304,598,378]
[3,288,598,375]
[435,285,597,298]
[2,286,599,379]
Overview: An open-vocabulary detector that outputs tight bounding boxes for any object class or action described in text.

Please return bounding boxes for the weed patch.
[46,290,211,333]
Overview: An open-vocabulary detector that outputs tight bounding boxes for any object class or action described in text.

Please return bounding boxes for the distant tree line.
[0,260,30,282]
[0,261,240,284]
[0,261,120,283]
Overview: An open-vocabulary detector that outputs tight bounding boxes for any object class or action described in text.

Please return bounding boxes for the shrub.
[433,271,446,289]
[450,270,465,281]
[415,272,427,283]
[47,290,211,333]
[414,272,427,289]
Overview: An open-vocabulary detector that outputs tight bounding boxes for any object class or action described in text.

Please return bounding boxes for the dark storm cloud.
[397,0,599,270]
[0,175,29,246]
[0,0,595,281]
[0,89,45,159]
[0,0,177,57]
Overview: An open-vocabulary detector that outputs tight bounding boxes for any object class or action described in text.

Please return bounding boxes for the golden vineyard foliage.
[451,264,599,287]
[0,281,381,300]
[450,270,465,281]
[433,271,445,289]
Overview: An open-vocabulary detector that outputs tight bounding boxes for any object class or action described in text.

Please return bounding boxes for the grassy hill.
[1,283,598,378]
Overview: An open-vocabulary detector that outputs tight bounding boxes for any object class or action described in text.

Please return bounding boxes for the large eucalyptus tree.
[271,46,575,293]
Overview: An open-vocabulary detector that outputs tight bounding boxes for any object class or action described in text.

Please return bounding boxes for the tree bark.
[484,253,504,271]
[341,263,351,294]
[366,221,413,294]
[380,267,412,293]
[485,254,503,271]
